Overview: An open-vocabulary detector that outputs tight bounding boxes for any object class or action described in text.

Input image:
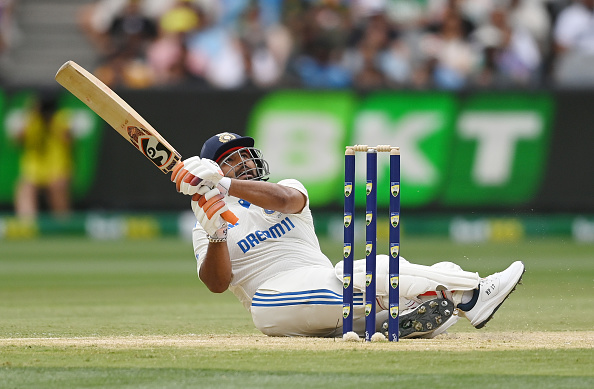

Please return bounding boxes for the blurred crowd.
[0,0,16,58]
[3,0,594,90]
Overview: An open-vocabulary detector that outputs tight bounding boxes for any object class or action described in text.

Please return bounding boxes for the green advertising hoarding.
[247,91,357,206]
[443,93,553,205]
[0,90,103,204]
[353,92,456,207]
[248,91,553,209]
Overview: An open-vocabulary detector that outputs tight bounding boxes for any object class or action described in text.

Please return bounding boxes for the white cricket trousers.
[250,265,386,337]
[249,256,479,337]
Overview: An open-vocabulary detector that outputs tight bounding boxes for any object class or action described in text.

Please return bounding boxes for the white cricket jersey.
[192,179,334,310]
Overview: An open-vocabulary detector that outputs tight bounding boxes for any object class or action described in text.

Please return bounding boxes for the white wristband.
[219,177,231,194]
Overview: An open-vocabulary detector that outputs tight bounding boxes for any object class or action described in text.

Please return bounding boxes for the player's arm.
[192,188,234,293]
[199,242,232,293]
[173,156,306,214]
[227,179,307,214]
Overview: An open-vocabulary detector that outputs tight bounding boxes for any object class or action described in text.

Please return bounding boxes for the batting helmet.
[200,132,254,162]
[200,132,270,181]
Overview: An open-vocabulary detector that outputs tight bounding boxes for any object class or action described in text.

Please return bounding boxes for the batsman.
[172,132,525,339]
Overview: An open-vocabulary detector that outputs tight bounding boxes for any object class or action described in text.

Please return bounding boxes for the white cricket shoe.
[459,261,525,329]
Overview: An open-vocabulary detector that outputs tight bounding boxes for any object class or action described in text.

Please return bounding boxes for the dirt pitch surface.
[1,331,592,351]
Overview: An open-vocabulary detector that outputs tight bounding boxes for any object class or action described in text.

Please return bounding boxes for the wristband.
[219,177,231,194]
[208,236,227,243]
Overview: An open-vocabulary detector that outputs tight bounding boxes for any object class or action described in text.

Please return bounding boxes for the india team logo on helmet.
[343,305,351,319]
[365,273,372,287]
[390,275,399,289]
[344,213,352,228]
[365,242,373,256]
[343,275,351,289]
[365,212,373,226]
[390,304,399,319]
[390,212,399,227]
[366,181,373,195]
[390,243,400,258]
[344,182,352,197]
[391,182,400,197]
[343,243,351,258]
[218,132,236,143]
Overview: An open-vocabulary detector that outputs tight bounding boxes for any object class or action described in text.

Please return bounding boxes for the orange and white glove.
[172,157,231,196]
[191,186,229,242]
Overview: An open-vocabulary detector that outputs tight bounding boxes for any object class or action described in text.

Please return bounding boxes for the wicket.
[343,145,400,342]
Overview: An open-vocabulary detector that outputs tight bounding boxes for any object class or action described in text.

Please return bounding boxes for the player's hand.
[191,187,229,241]
[171,156,201,193]
[173,157,229,196]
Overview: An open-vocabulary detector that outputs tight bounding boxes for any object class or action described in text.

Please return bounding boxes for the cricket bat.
[55,60,238,224]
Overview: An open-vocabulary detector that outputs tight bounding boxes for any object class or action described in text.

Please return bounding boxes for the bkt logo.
[249,91,552,209]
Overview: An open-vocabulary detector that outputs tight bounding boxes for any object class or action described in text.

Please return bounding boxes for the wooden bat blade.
[55,60,181,174]
[55,60,238,225]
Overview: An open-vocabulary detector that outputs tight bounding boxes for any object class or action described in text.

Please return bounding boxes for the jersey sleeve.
[277,178,310,213]
[192,222,209,270]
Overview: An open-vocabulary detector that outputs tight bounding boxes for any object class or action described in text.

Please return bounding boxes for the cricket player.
[172,132,525,339]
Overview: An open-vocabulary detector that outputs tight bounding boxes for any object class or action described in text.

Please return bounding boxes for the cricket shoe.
[417,311,460,339]
[382,297,455,339]
[458,261,525,329]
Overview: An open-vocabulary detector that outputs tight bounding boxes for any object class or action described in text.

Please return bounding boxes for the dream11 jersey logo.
[126,126,179,173]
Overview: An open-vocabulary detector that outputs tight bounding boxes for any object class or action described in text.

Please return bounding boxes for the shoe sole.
[474,267,526,329]
[383,298,455,339]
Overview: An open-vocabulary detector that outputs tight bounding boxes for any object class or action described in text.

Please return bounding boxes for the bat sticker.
[139,135,174,168]
[126,126,174,170]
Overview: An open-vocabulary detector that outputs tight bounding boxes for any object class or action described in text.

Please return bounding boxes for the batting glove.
[191,187,229,242]
[173,157,230,196]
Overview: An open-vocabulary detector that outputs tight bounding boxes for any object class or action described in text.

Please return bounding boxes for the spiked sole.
[474,268,526,329]
[383,298,455,339]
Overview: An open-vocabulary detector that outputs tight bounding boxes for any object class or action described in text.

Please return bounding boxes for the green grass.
[0,236,593,388]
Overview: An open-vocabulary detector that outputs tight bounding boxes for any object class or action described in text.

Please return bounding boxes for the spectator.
[71,0,563,89]
[79,0,162,88]
[553,0,594,85]
[472,7,542,86]
[8,95,73,220]
[0,0,18,80]
[146,0,202,85]
[419,10,480,89]
[184,11,247,89]
[236,2,293,87]
[508,0,551,56]
[293,36,352,88]
[343,9,406,88]
[99,0,158,87]
[0,0,16,53]
[287,1,351,88]
[79,0,170,55]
